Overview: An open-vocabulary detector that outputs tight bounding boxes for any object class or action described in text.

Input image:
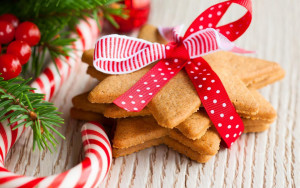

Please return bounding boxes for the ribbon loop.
[183,28,253,58]
[93,35,166,74]
[184,0,252,42]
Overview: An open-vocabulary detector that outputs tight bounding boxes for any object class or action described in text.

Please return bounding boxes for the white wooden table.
[5,0,300,187]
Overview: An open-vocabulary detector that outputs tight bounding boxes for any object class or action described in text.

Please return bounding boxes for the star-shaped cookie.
[84,25,284,129]
[70,24,284,163]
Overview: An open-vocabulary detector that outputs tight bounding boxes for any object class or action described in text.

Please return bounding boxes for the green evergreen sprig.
[0,0,127,151]
[0,0,126,78]
[0,76,64,151]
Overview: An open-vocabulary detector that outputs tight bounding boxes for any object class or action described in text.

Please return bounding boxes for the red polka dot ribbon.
[93,0,252,147]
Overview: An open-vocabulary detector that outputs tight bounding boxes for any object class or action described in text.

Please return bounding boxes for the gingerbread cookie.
[73,24,284,163]
[72,92,108,113]
[70,107,112,124]
[112,116,221,163]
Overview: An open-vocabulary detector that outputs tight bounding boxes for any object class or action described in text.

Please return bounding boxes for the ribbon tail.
[185,57,244,147]
[114,59,187,112]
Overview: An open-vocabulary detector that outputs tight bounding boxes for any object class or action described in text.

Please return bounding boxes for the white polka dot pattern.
[185,57,244,147]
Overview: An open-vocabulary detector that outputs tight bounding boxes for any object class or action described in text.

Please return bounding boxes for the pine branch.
[0,76,64,151]
[0,0,125,78]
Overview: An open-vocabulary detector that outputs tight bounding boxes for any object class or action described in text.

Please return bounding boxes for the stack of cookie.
[70,25,285,163]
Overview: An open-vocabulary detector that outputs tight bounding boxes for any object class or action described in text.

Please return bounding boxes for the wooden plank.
[3,0,299,187]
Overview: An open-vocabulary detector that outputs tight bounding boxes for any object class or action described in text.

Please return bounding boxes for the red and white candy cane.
[93,0,253,147]
[0,121,111,188]
[31,18,100,101]
[0,18,113,187]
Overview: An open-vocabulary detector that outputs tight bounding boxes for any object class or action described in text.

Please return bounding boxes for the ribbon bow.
[93,0,252,147]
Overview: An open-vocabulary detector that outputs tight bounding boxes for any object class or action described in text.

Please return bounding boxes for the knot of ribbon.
[93,0,252,147]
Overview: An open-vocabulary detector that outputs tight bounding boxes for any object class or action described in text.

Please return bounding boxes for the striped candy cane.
[31,17,100,101]
[0,17,112,187]
[0,121,112,188]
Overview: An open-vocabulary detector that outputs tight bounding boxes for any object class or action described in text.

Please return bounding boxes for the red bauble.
[0,14,19,28]
[7,40,31,65]
[114,0,150,32]
[15,21,41,46]
[0,21,15,44]
[0,54,22,80]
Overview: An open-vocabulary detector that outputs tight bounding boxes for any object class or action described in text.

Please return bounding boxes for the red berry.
[0,54,22,80]
[15,21,41,46]
[7,40,31,65]
[0,14,19,28]
[0,21,15,44]
[114,0,150,32]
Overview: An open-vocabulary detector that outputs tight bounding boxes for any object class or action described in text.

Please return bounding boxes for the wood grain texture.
[5,0,300,187]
